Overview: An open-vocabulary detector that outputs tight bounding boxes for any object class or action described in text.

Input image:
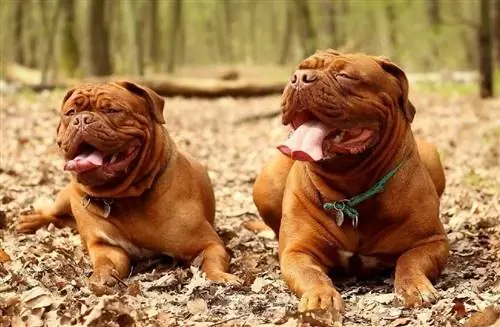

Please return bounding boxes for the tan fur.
[253,50,449,313]
[18,82,238,292]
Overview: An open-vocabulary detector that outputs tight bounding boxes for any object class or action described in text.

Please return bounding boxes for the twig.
[209,314,247,327]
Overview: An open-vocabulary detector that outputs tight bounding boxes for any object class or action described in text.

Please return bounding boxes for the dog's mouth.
[277,112,379,162]
[64,140,141,174]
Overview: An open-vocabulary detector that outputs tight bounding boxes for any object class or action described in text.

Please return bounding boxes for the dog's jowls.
[253,50,449,313]
[18,81,239,293]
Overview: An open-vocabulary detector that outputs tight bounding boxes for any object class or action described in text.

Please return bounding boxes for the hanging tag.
[352,215,359,228]
[81,195,91,208]
[103,200,112,218]
[335,209,344,226]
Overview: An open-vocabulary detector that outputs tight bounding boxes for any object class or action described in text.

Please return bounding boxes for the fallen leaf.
[187,298,208,315]
[20,287,53,309]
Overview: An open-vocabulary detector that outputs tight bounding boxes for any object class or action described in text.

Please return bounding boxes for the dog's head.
[57,81,165,189]
[278,49,415,162]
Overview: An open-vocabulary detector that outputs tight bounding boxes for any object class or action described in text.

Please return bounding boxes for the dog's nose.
[73,113,94,126]
[291,70,317,87]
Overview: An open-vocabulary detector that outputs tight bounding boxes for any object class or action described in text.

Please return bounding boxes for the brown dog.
[253,50,449,313]
[18,81,238,291]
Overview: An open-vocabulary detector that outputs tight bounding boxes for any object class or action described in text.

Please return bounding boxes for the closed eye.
[337,72,357,80]
[101,108,121,114]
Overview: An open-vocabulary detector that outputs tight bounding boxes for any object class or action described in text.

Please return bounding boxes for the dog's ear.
[62,87,76,106]
[374,57,416,123]
[116,81,165,124]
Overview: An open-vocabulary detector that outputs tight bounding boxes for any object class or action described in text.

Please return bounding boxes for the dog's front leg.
[87,242,130,295]
[281,249,344,313]
[17,184,75,233]
[394,236,449,307]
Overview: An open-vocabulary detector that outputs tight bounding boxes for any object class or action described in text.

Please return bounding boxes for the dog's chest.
[96,230,156,258]
[335,250,395,274]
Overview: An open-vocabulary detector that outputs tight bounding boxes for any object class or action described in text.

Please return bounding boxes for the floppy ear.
[62,87,76,106]
[374,57,416,123]
[115,81,166,124]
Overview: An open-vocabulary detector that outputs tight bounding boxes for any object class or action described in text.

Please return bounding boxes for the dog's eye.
[101,108,121,114]
[337,72,356,80]
[65,108,76,116]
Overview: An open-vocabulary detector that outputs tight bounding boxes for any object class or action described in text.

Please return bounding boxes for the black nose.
[73,113,94,126]
[291,69,317,86]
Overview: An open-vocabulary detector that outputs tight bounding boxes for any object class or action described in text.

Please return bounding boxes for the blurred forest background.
[0,0,498,98]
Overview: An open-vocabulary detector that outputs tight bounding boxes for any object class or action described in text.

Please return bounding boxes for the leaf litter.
[0,90,499,326]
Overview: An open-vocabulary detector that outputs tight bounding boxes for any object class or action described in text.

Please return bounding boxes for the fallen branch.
[2,63,286,98]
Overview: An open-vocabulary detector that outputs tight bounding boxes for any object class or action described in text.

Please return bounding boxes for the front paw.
[207,272,242,284]
[17,214,50,233]
[394,274,439,307]
[88,267,122,296]
[298,287,344,313]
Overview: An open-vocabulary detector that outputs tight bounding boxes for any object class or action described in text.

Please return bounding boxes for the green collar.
[323,158,409,227]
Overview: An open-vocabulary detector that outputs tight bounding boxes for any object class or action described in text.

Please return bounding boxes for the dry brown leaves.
[0,90,499,326]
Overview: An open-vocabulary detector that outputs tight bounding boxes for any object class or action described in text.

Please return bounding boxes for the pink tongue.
[277,121,329,161]
[64,150,106,173]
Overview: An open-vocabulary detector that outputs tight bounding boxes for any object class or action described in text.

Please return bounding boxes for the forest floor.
[0,89,499,327]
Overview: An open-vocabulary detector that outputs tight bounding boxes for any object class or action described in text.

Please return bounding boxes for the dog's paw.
[88,268,122,296]
[209,272,242,284]
[395,274,439,307]
[298,287,344,313]
[17,214,51,233]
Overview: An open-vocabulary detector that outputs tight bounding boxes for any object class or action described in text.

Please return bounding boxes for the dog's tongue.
[64,150,105,173]
[277,121,329,161]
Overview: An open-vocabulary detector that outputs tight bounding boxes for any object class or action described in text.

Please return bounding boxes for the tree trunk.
[148,0,159,70]
[88,0,113,76]
[426,0,441,66]
[321,0,337,48]
[278,2,294,65]
[494,0,500,64]
[39,0,64,84]
[26,0,39,68]
[166,0,182,73]
[60,0,80,76]
[222,0,234,63]
[13,0,25,65]
[478,0,494,98]
[293,0,318,57]
[386,1,399,62]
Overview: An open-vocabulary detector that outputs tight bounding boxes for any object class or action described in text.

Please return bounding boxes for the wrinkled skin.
[18,82,239,292]
[253,50,449,315]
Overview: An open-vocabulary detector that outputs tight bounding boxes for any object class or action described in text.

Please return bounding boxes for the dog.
[18,81,238,292]
[253,50,449,313]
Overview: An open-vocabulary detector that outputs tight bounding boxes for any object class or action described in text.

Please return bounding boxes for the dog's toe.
[395,275,439,307]
[298,287,344,313]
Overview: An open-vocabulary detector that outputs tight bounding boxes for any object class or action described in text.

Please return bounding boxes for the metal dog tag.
[335,209,344,226]
[103,200,113,218]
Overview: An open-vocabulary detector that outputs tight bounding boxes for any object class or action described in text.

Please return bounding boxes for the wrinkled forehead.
[299,51,383,74]
[63,83,147,114]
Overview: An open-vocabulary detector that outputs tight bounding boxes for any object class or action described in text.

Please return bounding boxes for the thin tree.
[478,0,493,98]
[60,0,80,76]
[493,0,500,64]
[148,0,160,70]
[321,0,338,48]
[88,0,113,76]
[39,0,64,84]
[293,0,318,58]
[278,2,294,65]
[13,0,25,65]
[427,0,441,67]
[166,0,182,73]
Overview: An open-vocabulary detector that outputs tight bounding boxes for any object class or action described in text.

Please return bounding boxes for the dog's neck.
[75,124,172,199]
[307,118,414,198]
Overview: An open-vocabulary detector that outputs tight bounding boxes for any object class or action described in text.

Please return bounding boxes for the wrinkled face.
[278,49,415,162]
[57,82,165,187]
